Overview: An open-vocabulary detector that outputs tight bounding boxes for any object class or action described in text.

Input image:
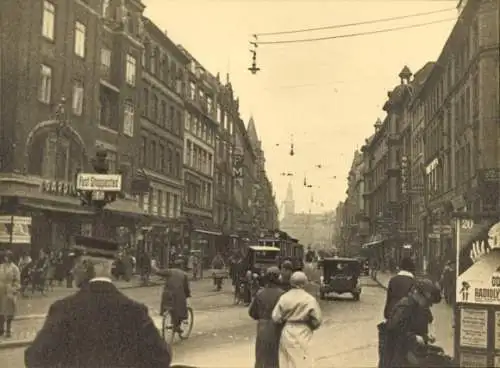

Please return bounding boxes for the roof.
[248,246,281,252]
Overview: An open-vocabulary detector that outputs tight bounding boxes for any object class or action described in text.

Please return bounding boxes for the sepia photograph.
[0,0,499,366]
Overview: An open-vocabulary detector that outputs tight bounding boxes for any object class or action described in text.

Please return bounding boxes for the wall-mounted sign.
[460,308,488,349]
[401,155,409,194]
[40,180,78,197]
[76,173,122,192]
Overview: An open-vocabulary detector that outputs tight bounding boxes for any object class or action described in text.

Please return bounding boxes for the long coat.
[160,268,191,320]
[249,284,285,368]
[0,262,20,316]
[383,272,415,319]
[272,288,322,368]
[25,280,171,368]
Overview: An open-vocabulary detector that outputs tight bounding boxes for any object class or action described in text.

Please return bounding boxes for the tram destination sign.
[76,173,122,192]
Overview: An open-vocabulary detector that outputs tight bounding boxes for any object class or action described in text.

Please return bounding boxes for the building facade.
[136,18,189,264]
[213,74,237,250]
[0,0,147,254]
[356,0,499,272]
[179,48,219,262]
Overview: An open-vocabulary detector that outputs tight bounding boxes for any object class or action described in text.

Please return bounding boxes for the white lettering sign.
[76,173,122,192]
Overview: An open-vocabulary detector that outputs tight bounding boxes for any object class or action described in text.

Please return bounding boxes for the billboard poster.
[456,218,500,305]
[0,216,32,244]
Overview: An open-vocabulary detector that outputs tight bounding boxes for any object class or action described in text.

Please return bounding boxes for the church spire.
[247,115,259,148]
[283,181,295,217]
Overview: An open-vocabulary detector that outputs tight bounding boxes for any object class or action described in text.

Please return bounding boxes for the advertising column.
[455,216,500,367]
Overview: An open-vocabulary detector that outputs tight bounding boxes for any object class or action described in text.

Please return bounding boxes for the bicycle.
[161,307,194,343]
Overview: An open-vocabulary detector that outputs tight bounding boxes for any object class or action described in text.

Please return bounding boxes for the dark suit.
[160,268,191,323]
[383,274,415,319]
[25,280,171,368]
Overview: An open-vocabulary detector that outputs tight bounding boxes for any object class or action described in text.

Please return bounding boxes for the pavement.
[0,276,233,349]
[373,271,454,355]
[1,276,384,367]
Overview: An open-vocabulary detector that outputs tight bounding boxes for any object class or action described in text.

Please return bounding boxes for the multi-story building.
[136,18,189,264]
[233,116,257,240]
[246,117,278,232]
[0,0,146,253]
[419,0,499,267]
[342,150,368,256]
[179,48,218,261]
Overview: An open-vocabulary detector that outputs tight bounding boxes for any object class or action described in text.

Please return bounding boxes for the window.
[151,94,158,121]
[168,106,174,130]
[142,88,149,116]
[101,0,110,17]
[126,54,136,86]
[185,112,191,130]
[106,151,117,173]
[175,151,181,177]
[123,101,134,137]
[139,136,147,166]
[150,47,157,75]
[42,1,55,40]
[151,189,158,215]
[159,144,165,172]
[100,48,111,75]
[72,80,84,115]
[142,191,150,213]
[189,82,196,100]
[38,64,52,104]
[74,21,86,58]
[150,141,157,170]
[161,101,167,127]
[169,193,175,217]
[161,191,167,217]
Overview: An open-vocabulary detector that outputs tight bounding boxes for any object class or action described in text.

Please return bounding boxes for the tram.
[257,230,304,267]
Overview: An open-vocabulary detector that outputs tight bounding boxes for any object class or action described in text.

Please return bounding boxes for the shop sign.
[400,155,409,194]
[40,180,77,197]
[459,352,488,367]
[432,224,452,235]
[76,173,122,192]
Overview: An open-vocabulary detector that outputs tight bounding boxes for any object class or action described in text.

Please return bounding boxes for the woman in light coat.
[272,271,322,368]
[0,250,21,337]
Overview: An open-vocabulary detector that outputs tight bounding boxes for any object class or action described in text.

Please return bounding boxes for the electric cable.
[254,7,455,37]
[255,17,457,45]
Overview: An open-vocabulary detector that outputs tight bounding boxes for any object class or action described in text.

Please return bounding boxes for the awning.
[104,198,147,219]
[194,229,222,236]
[362,239,385,249]
[18,198,95,216]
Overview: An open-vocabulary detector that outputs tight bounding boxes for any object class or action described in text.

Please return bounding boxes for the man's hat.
[72,235,119,259]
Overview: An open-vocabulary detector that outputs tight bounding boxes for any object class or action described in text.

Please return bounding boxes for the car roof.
[248,246,280,252]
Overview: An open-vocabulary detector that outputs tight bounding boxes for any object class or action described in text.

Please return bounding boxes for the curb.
[0,339,32,350]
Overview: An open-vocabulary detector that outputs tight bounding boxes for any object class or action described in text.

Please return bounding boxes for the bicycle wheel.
[161,310,175,344]
[178,307,194,340]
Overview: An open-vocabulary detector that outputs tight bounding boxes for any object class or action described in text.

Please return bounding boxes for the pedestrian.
[0,250,21,338]
[272,271,322,368]
[157,259,191,334]
[382,279,441,368]
[24,236,171,368]
[279,260,294,292]
[249,266,285,368]
[378,257,416,368]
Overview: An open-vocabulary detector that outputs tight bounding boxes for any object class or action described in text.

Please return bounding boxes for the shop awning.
[194,229,222,236]
[18,198,94,216]
[362,239,385,249]
[104,198,147,219]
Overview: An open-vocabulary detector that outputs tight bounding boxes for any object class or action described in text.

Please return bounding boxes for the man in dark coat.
[280,260,294,292]
[249,266,285,368]
[158,260,191,333]
[25,236,171,368]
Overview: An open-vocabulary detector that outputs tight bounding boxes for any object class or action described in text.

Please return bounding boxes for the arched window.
[27,130,84,181]
[150,46,158,75]
[143,41,150,69]
[163,55,170,83]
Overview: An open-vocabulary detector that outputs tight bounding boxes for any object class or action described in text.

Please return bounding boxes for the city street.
[0,277,454,367]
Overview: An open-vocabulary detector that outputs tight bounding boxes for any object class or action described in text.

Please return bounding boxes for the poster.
[460,308,488,348]
[459,352,488,367]
[0,216,31,244]
[456,218,500,305]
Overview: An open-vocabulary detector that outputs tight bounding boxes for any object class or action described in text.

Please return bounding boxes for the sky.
[143,0,459,216]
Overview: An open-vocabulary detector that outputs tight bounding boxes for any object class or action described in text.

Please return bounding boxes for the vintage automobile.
[318,257,362,301]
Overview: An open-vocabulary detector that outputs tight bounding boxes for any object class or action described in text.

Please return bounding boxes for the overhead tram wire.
[254,7,456,37]
[254,17,457,46]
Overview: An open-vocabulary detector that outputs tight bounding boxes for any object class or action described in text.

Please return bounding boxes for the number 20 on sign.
[461,219,474,230]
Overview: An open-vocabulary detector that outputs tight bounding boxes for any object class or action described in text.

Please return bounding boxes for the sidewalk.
[374,271,454,355]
